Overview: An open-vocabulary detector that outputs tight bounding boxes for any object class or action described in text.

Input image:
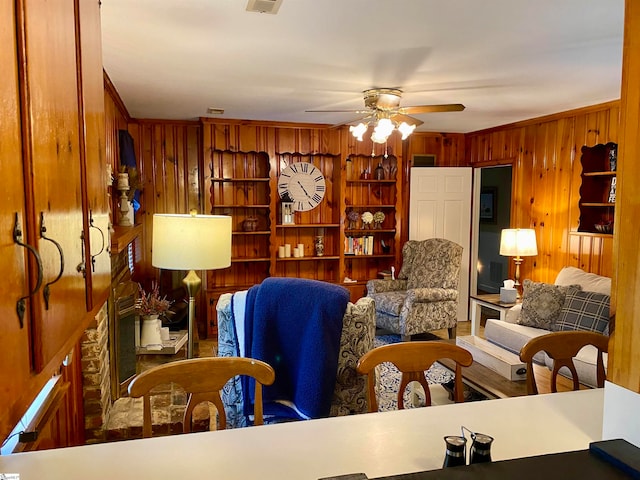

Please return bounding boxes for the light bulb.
[398,122,416,140]
[371,130,389,143]
[349,123,368,141]
[374,118,394,137]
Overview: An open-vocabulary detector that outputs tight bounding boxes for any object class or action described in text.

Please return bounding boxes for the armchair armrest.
[366,278,407,294]
[407,288,458,303]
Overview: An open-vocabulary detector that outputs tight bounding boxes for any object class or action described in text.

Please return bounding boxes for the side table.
[469,293,519,336]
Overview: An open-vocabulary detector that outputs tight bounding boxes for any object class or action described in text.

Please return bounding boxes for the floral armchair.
[366,238,463,340]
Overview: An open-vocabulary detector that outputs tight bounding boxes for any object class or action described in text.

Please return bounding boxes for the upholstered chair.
[366,238,463,340]
[216,293,375,428]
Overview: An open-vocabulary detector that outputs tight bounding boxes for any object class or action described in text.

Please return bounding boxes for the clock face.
[277,162,326,211]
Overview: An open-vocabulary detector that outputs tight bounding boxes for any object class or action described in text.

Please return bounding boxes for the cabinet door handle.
[40,212,65,310]
[14,213,43,328]
[89,210,105,273]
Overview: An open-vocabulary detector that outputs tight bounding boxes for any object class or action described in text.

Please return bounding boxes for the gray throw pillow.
[518,280,581,330]
[555,287,610,334]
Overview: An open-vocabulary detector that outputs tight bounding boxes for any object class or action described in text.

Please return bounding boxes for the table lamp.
[499,228,538,294]
[152,212,231,358]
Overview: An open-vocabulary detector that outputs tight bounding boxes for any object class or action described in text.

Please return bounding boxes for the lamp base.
[513,257,523,298]
[183,270,202,358]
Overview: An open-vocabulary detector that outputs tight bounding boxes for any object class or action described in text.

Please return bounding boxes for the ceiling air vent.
[246,0,282,14]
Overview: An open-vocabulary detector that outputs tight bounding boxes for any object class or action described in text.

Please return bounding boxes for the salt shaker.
[469,432,494,464]
[442,435,467,468]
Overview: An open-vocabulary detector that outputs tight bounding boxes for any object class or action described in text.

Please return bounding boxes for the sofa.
[484,266,611,388]
[216,293,375,428]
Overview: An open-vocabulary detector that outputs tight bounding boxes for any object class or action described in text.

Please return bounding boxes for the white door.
[409,167,472,324]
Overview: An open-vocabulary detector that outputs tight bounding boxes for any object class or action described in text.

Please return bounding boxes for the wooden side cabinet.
[577,142,617,235]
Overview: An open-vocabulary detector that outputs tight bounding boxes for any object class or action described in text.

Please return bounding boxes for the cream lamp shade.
[499,229,538,258]
[499,228,537,296]
[151,213,232,358]
[152,214,232,270]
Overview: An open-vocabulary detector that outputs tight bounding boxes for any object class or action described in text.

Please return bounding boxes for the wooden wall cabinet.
[0,0,109,445]
[76,0,112,312]
[577,142,617,235]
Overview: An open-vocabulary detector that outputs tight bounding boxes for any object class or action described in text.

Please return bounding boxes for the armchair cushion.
[368,290,407,317]
[406,239,462,290]
[409,288,458,303]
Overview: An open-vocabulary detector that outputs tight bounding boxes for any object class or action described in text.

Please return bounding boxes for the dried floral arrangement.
[373,211,385,223]
[347,210,360,222]
[136,282,174,316]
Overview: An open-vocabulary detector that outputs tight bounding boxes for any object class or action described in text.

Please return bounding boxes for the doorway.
[471,166,512,295]
[409,166,472,323]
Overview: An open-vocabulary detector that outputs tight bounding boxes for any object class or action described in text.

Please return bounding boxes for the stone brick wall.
[81,303,111,444]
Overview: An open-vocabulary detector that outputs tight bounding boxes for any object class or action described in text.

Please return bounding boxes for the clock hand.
[297,181,311,198]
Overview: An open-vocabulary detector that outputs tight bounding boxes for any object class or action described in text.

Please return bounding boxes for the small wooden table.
[438,339,580,398]
[469,293,519,336]
[438,355,528,399]
[136,329,188,355]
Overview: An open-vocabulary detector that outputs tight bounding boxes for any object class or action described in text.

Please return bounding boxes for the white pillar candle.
[117,172,129,189]
[284,244,292,257]
[278,246,286,258]
[293,247,300,258]
[297,243,304,257]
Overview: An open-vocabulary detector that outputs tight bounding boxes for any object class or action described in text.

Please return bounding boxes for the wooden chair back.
[356,341,473,412]
[519,331,608,395]
[128,357,275,437]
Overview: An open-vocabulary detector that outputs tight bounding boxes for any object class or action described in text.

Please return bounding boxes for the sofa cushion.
[484,319,549,364]
[554,266,611,295]
[555,287,610,334]
[544,345,608,388]
[518,280,580,330]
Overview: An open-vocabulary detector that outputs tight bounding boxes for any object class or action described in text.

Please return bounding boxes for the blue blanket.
[241,277,349,420]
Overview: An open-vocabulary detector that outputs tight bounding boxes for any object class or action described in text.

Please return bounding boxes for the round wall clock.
[277,162,326,211]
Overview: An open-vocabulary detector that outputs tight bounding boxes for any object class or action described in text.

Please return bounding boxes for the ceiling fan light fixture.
[372,117,395,143]
[398,121,416,140]
[371,129,389,144]
[349,123,368,141]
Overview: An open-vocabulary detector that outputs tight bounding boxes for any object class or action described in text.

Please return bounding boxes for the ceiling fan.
[306,88,465,142]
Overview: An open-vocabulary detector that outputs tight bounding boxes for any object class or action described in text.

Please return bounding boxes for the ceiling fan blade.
[399,103,465,114]
[391,113,424,127]
[305,109,371,114]
[330,114,375,128]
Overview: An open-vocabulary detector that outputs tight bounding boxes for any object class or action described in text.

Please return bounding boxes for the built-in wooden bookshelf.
[200,119,404,335]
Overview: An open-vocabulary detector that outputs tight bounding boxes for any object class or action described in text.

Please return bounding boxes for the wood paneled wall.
[127,121,202,284]
[609,0,640,393]
[466,101,620,283]
[103,86,620,338]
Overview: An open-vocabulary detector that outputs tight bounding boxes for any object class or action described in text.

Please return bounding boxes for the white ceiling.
[100,0,625,134]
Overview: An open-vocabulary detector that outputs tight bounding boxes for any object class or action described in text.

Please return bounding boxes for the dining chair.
[128,356,275,437]
[519,330,608,395]
[356,341,473,412]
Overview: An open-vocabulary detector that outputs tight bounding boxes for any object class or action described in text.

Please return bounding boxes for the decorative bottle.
[314,235,325,257]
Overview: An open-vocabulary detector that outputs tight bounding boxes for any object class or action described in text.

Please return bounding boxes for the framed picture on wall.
[480,187,497,223]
